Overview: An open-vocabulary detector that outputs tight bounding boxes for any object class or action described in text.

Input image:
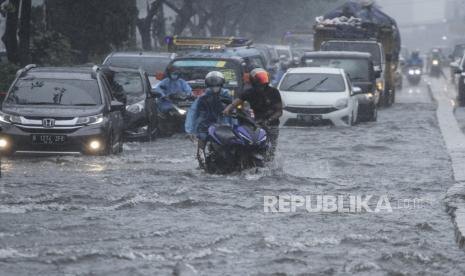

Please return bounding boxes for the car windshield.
[105,56,171,74]
[171,59,241,88]
[303,57,371,81]
[113,72,145,105]
[322,42,382,66]
[6,78,101,106]
[280,73,346,92]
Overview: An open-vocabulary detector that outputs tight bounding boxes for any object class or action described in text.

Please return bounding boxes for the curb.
[428,80,465,248]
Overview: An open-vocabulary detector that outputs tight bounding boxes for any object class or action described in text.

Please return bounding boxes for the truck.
[313,2,401,107]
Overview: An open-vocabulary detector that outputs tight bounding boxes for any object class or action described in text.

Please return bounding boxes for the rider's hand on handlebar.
[223,105,233,116]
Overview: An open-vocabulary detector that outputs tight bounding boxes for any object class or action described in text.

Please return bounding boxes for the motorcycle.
[200,109,269,174]
[429,59,442,77]
[406,66,422,85]
[157,92,195,136]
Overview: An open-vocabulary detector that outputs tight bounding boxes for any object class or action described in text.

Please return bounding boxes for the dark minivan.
[301,51,381,121]
[0,65,125,155]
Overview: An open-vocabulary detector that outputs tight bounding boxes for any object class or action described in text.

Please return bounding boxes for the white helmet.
[205,71,225,94]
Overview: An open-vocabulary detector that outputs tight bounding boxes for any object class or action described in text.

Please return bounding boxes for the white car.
[278,67,361,127]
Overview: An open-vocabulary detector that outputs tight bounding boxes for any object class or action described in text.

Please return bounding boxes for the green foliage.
[0,63,20,92]
[45,0,138,63]
[31,31,76,66]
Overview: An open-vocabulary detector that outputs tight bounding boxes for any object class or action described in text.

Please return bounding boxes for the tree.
[137,0,164,50]
[45,0,138,63]
[2,0,20,63]
[18,0,31,65]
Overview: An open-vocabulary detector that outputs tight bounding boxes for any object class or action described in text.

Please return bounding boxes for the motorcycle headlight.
[0,111,21,124]
[76,114,104,125]
[173,105,187,115]
[126,102,144,114]
[432,60,439,66]
[408,69,415,75]
[415,69,421,75]
[376,80,384,91]
[365,93,374,100]
[334,98,349,110]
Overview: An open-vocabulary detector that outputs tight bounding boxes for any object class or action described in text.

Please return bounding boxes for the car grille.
[16,126,81,134]
[23,116,75,120]
[284,106,338,114]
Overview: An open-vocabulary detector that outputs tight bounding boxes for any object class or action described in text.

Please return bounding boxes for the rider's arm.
[181,80,192,95]
[154,79,168,97]
[224,98,244,115]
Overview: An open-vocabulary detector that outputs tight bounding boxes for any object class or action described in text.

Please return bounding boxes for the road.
[1,78,465,275]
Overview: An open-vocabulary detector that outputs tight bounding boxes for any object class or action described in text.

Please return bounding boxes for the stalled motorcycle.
[407,66,422,85]
[199,109,269,174]
[157,92,195,136]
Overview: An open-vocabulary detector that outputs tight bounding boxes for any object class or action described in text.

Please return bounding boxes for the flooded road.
[1,80,465,275]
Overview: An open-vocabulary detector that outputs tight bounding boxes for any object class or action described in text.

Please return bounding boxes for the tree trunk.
[19,0,32,66]
[2,0,20,64]
[137,18,152,50]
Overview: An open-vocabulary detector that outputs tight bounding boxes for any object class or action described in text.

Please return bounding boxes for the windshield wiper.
[307,77,329,92]
[22,102,55,105]
[286,77,312,90]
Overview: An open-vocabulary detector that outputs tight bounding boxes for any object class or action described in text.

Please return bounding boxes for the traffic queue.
[0,1,402,174]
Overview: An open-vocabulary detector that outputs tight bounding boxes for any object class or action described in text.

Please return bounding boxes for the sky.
[376,0,447,26]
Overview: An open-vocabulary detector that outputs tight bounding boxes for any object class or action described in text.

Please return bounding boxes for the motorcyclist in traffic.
[224,68,283,159]
[154,65,192,97]
[185,71,232,166]
[407,50,424,68]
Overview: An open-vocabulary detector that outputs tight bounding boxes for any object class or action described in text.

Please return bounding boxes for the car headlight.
[415,69,421,75]
[376,80,384,91]
[334,98,349,110]
[408,69,415,75]
[76,114,104,125]
[126,100,145,114]
[0,111,21,124]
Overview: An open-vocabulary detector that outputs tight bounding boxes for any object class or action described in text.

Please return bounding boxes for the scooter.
[157,92,195,137]
[429,59,442,77]
[200,109,269,174]
[407,66,422,85]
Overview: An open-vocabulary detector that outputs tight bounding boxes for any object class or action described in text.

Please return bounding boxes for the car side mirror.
[352,86,363,95]
[110,101,125,112]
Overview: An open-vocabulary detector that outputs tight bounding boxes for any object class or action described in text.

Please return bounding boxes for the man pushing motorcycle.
[223,68,283,159]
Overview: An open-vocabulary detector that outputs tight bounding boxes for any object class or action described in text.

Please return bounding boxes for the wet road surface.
[1,79,465,275]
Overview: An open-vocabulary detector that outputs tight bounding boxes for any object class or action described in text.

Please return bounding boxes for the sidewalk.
[428,77,465,247]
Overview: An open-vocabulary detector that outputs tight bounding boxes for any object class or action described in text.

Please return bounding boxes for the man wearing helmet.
[407,50,424,68]
[223,68,283,159]
[154,65,192,97]
[185,71,232,164]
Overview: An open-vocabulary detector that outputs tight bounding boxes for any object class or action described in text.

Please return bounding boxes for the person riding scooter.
[224,68,283,159]
[407,50,424,69]
[185,71,232,167]
[154,65,193,136]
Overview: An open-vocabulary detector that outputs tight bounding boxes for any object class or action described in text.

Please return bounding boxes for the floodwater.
[1,80,465,275]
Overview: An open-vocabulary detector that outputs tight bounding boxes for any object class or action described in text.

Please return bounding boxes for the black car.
[301,51,381,122]
[0,65,125,155]
[101,66,158,140]
[454,54,465,106]
[103,52,174,89]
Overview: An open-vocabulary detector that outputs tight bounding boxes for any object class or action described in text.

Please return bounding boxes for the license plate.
[31,134,67,145]
[298,114,322,122]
